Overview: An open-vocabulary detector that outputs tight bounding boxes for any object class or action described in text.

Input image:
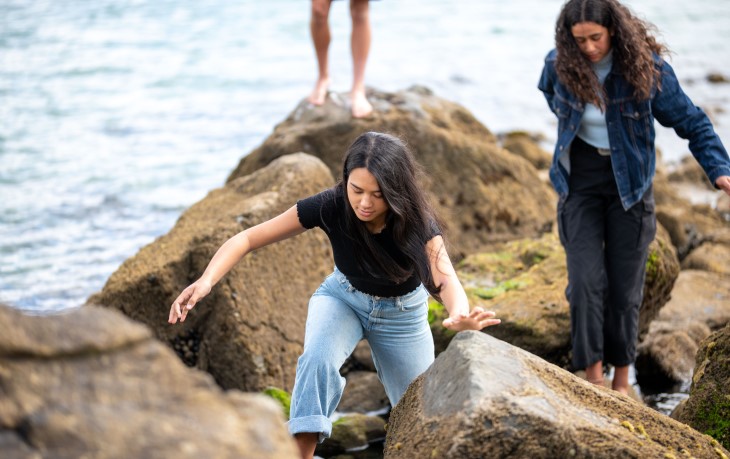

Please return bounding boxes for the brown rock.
[707,72,730,84]
[88,153,335,392]
[351,339,376,372]
[316,413,386,458]
[682,241,730,276]
[668,155,716,190]
[654,171,729,260]
[0,304,298,459]
[338,371,389,414]
[384,331,728,459]
[636,270,730,389]
[500,131,552,170]
[431,227,678,368]
[227,86,557,257]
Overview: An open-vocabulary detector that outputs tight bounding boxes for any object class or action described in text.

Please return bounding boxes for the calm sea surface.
[2,0,729,314]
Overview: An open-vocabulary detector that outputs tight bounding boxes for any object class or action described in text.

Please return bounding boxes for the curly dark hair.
[554,0,668,110]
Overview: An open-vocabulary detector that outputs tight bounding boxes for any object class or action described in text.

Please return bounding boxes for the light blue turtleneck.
[577,49,613,151]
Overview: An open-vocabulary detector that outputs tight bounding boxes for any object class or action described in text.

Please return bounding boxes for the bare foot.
[613,386,629,395]
[351,89,373,118]
[307,78,330,106]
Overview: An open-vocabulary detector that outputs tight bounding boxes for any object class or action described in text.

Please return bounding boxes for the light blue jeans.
[287,268,434,441]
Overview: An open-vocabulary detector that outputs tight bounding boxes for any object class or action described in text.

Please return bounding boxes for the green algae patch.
[428,297,457,355]
[427,298,447,325]
[674,325,730,451]
[263,387,291,419]
[473,279,526,300]
[645,250,660,277]
[702,395,730,447]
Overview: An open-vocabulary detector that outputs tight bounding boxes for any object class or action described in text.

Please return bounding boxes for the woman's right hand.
[168,279,212,324]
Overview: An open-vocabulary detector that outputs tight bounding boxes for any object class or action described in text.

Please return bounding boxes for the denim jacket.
[538,49,730,209]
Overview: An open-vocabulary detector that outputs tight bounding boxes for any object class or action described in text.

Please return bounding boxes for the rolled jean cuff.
[287,415,332,443]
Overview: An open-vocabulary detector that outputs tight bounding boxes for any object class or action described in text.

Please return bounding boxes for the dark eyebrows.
[349,181,381,194]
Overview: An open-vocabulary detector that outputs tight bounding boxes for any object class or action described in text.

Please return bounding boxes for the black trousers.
[557,137,656,370]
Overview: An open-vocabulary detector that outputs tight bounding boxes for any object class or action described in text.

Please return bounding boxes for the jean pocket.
[637,189,656,250]
[397,287,428,312]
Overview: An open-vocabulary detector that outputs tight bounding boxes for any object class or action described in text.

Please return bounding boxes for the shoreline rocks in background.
[384,331,729,459]
[88,153,335,393]
[707,72,730,84]
[227,86,557,258]
[672,323,730,451]
[0,303,298,459]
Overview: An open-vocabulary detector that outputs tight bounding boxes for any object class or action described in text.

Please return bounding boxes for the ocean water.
[1,0,729,314]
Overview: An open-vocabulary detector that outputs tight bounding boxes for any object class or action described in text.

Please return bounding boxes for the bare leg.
[295,432,318,459]
[585,360,604,386]
[611,365,630,394]
[308,0,332,105]
[349,0,373,118]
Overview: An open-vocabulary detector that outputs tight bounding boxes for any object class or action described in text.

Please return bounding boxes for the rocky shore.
[2,86,728,458]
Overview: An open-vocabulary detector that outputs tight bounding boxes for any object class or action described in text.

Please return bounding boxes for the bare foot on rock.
[351,89,373,118]
[308,77,330,106]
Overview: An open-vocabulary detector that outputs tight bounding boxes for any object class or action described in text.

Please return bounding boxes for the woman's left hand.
[442,307,501,332]
[716,175,730,195]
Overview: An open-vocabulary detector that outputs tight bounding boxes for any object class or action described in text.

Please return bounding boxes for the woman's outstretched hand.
[168,280,212,324]
[442,307,501,332]
[716,175,730,195]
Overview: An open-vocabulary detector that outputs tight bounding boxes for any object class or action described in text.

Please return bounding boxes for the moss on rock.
[674,324,730,450]
[263,387,291,420]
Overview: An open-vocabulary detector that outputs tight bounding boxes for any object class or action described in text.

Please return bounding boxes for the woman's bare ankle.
[308,77,330,105]
[294,432,318,459]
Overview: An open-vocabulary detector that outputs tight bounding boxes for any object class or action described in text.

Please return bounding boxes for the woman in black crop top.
[169,131,500,459]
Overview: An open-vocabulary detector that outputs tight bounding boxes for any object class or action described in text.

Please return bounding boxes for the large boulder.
[227,86,557,257]
[384,331,728,459]
[673,323,730,451]
[0,304,297,459]
[88,153,335,392]
[430,227,679,369]
[636,270,730,391]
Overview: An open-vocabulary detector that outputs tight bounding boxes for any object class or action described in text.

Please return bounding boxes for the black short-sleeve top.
[297,187,440,297]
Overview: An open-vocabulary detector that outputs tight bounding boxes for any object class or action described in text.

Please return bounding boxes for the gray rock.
[384,331,727,458]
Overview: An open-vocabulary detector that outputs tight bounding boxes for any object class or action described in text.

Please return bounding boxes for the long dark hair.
[554,0,668,110]
[339,132,443,296]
